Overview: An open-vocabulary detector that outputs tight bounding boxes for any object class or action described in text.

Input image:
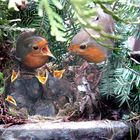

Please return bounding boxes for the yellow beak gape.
[5,95,17,106]
[53,69,65,79]
[36,70,48,84]
[11,70,20,82]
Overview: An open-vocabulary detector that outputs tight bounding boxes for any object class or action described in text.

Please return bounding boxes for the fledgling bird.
[5,32,75,117]
[5,32,56,116]
[68,9,115,63]
[15,31,55,69]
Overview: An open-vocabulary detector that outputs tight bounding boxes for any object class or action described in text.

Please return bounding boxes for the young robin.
[5,32,75,117]
[15,31,55,69]
[68,9,115,63]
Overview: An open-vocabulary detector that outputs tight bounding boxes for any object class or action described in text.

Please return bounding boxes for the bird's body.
[69,9,115,63]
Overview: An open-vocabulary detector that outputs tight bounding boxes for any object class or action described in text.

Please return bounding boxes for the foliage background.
[0,0,140,114]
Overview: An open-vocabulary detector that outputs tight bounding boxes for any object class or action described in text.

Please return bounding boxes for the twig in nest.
[0,96,27,127]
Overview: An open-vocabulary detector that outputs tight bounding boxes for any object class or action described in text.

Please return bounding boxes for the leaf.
[38,0,66,41]
[51,0,63,10]
[0,72,3,79]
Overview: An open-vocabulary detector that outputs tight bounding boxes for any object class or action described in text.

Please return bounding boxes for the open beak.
[5,95,17,106]
[41,46,56,60]
[36,70,48,84]
[11,70,20,82]
[53,69,65,79]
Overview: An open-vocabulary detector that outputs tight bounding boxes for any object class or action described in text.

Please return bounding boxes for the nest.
[0,95,27,127]
[57,61,120,121]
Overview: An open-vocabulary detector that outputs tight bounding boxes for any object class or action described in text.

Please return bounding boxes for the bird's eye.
[33,46,39,50]
[95,16,99,20]
[80,44,87,49]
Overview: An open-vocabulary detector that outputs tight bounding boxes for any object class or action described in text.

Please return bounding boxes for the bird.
[5,31,75,117]
[128,36,140,64]
[15,31,55,69]
[68,9,115,63]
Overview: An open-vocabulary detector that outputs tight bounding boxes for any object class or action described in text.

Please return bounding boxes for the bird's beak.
[68,44,79,53]
[11,70,20,82]
[5,95,17,106]
[68,47,71,52]
[68,44,73,52]
[53,69,65,79]
[41,46,56,60]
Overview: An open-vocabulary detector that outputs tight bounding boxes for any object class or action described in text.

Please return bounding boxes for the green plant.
[99,0,140,112]
[0,72,4,94]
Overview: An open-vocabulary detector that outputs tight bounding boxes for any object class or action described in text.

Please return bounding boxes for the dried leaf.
[78,61,89,72]
[87,73,95,82]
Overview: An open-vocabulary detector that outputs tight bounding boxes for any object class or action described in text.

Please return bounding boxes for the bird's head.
[68,30,108,63]
[15,32,55,69]
[68,8,114,63]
